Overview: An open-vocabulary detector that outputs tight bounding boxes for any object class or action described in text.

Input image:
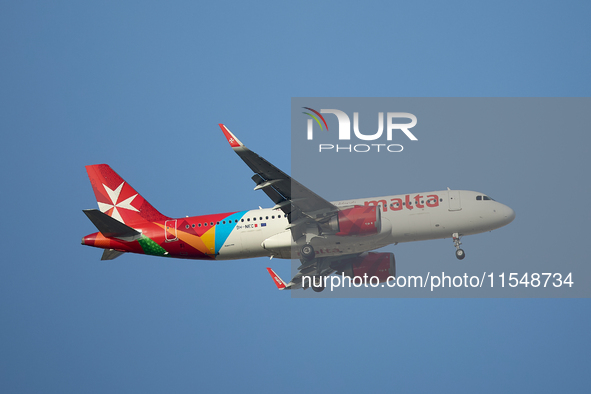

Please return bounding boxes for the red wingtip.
[218,124,243,148]
[266,267,286,290]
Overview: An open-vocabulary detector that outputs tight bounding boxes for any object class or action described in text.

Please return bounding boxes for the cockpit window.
[477,195,496,201]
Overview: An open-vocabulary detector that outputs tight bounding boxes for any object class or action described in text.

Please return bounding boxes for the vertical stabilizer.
[85,164,169,225]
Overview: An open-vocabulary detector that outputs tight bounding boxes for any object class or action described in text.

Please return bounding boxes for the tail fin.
[85,164,169,225]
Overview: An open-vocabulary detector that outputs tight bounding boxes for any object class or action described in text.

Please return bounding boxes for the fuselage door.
[447,190,462,211]
[165,219,178,241]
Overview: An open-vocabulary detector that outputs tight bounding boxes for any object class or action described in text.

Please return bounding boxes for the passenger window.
[192,224,195,228]
[247,218,250,221]
[266,216,269,220]
[272,216,275,219]
[253,217,256,221]
[241,219,244,222]
[204,223,208,227]
[210,222,214,226]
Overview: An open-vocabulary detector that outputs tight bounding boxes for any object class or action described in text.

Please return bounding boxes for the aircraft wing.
[219,124,366,291]
[219,124,338,236]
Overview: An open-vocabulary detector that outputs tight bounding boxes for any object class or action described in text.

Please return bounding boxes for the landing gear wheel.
[452,233,466,260]
[311,276,325,293]
[301,244,315,260]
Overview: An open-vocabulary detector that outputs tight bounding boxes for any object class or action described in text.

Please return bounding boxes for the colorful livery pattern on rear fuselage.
[83,209,257,259]
[82,163,293,259]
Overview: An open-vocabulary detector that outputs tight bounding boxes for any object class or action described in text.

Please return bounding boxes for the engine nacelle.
[332,252,396,283]
[328,205,381,236]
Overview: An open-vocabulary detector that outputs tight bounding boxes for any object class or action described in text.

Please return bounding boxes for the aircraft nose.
[501,204,516,225]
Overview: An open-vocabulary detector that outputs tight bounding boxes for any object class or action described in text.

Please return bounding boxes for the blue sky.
[1,1,590,392]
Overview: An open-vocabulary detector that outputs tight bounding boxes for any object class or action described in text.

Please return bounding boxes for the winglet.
[266,267,287,290]
[219,124,245,150]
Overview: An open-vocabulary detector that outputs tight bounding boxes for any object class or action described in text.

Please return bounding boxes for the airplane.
[81,124,515,292]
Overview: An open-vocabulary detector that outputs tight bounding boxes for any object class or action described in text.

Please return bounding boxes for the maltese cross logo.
[97,182,139,223]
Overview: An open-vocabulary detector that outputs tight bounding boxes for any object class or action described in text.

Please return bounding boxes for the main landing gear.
[452,233,466,260]
[311,276,325,292]
[301,243,315,261]
[299,244,325,292]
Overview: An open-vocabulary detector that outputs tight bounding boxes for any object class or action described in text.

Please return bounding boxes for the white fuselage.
[215,190,515,260]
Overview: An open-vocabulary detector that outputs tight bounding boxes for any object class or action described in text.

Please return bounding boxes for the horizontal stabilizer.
[83,209,142,241]
[101,249,125,260]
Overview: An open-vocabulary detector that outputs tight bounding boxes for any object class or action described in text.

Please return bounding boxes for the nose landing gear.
[452,233,465,260]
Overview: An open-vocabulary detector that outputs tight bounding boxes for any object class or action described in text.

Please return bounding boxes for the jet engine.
[328,205,381,236]
[332,252,396,283]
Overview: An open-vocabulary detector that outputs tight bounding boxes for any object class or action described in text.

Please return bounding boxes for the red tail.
[85,164,169,225]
